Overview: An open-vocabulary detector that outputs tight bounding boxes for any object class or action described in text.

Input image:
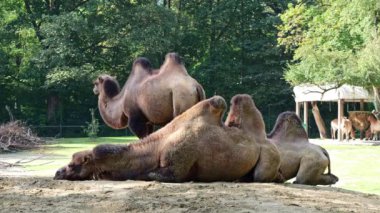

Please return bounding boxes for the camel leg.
[312,173,339,185]
[147,167,177,182]
[331,128,336,140]
[128,113,152,138]
[252,145,281,182]
[293,157,329,185]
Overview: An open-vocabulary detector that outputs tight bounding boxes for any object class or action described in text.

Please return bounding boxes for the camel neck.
[124,134,163,173]
[98,92,128,129]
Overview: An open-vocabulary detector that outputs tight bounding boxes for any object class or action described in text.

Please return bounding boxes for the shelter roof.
[293,84,373,102]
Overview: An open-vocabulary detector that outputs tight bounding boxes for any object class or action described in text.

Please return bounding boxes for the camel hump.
[133,57,153,73]
[267,111,308,142]
[165,52,182,64]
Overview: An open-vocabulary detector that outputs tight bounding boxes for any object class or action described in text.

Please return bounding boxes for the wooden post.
[360,99,364,111]
[296,102,301,118]
[360,99,365,139]
[304,101,308,136]
[337,99,344,141]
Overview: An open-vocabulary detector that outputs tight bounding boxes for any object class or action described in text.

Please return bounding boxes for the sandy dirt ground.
[1,140,380,212]
[1,176,380,213]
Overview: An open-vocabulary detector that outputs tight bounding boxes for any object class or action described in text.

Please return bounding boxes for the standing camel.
[93,53,205,138]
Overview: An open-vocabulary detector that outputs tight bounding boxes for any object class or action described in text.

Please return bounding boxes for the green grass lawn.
[1,137,137,176]
[2,137,380,195]
[319,144,380,195]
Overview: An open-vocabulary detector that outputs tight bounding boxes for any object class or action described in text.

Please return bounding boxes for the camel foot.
[147,168,177,182]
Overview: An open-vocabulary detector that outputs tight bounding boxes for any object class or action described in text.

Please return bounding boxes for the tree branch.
[23,0,44,42]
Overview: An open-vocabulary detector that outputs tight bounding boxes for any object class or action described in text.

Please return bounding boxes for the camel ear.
[98,76,104,83]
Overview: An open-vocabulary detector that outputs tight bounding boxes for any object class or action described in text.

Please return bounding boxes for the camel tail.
[321,147,331,174]
[196,84,206,102]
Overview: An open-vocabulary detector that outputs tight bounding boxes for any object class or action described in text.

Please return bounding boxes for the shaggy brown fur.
[93,53,206,138]
[267,112,339,185]
[54,96,261,182]
[348,111,372,139]
[225,94,282,183]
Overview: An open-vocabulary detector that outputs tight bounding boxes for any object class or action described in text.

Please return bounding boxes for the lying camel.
[54,96,261,182]
[330,117,354,141]
[367,114,380,140]
[225,94,282,182]
[267,112,339,185]
[93,53,205,138]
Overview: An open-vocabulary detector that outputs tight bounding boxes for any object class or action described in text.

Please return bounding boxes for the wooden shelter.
[293,84,373,141]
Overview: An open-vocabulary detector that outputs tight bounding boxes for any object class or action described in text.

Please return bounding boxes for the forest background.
[1,0,379,137]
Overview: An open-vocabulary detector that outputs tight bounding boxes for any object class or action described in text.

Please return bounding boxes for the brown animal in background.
[365,128,372,140]
[330,117,354,141]
[367,115,380,140]
[348,111,372,140]
[225,94,282,183]
[54,96,262,182]
[267,112,339,185]
[93,53,206,138]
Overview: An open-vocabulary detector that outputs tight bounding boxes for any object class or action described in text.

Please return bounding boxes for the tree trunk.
[47,94,60,124]
[372,86,380,113]
[312,102,327,139]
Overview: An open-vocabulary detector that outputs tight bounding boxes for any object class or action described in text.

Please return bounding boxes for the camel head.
[93,75,120,99]
[267,111,308,142]
[54,150,95,180]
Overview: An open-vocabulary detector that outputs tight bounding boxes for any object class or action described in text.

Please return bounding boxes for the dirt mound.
[0,121,44,152]
[0,177,379,212]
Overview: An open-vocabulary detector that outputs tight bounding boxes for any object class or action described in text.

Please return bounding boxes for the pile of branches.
[0,121,45,152]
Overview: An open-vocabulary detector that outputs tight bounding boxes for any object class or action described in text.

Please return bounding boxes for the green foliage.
[279,0,380,88]
[83,108,99,138]
[0,0,295,136]
[356,36,380,86]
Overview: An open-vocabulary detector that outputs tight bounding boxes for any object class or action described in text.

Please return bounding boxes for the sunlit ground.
[0,137,379,195]
[311,139,380,195]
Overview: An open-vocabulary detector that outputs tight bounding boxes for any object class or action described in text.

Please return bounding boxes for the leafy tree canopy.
[279,0,380,88]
